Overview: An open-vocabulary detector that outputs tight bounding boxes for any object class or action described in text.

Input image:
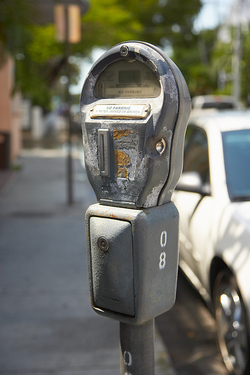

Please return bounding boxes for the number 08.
[159,231,167,269]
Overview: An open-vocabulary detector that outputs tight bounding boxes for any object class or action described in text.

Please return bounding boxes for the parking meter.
[81,41,191,325]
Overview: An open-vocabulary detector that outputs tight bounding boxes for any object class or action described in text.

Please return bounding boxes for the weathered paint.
[113,129,137,140]
[114,150,130,178]
[144,184,165,208]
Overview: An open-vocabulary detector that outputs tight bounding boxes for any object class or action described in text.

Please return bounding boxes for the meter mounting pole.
[120,319,155,375]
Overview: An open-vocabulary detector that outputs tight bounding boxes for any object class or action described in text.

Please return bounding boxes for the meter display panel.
[95,60,161,99]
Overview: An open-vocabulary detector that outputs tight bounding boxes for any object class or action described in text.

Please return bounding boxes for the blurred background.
[0,1,250,375]
[0,0,250,174]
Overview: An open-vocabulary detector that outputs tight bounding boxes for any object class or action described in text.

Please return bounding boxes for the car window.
[183,126,210,184]
[222,129,250,201]
[202,102,235,110]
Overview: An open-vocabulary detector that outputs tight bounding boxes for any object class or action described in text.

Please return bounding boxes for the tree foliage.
[0,0,32,64]
[79,0,202,50]
[0,0,203,108]
[3,0,249,109]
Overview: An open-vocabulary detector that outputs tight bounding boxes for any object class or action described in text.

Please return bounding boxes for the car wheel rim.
[215,282,248,374]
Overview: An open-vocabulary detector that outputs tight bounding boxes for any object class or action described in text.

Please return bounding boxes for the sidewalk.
[0,149,176,375]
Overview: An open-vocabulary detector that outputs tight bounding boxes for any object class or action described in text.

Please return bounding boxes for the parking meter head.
[80,41,191,208]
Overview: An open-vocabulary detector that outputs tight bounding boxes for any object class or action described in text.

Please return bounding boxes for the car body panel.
[174,110,250,330]
[216,202,250,312]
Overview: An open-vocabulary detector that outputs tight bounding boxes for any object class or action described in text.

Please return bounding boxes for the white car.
[192,95,240,111]
[173,110,250,375]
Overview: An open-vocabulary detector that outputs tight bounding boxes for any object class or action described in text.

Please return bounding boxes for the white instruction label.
[90,104,150,119]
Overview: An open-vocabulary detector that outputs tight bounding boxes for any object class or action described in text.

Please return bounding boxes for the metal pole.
[120,319,155,375]
[232,0,242,105]
[64,2,73,205]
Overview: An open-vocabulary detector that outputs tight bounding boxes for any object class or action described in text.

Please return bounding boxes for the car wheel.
[213,270,249,375]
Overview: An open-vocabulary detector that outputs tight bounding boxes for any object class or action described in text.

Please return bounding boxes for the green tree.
[1,0,203,109]
[178,28,219,97]
[210,25,250,105]
[0,0,34,64]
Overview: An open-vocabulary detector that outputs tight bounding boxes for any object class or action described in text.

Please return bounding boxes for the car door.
[174,125,213,283]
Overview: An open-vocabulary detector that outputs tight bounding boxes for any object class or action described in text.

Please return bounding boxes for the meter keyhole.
[97,236,109,252]
[156,139,166,155]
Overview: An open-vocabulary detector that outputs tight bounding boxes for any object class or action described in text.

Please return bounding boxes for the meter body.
[85,202,179,324]
[81,41,191,324]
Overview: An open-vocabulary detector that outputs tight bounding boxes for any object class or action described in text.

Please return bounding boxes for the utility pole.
[232,0,242,105]
[54,0,88,205]
[64,2,73,205]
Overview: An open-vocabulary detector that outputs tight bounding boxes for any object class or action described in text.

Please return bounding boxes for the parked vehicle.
[192,95,240,111]
[173,110,250,375]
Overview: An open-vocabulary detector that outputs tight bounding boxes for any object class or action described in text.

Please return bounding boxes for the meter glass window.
[95,60,161,98]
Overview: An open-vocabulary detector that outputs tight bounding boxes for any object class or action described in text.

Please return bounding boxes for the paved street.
[0,149,175,375]
[156,271,228,375]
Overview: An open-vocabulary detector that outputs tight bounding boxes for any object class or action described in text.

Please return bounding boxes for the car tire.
[213,270,250,375]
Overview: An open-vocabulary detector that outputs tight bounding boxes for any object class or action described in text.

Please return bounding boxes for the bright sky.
[70,0,234,95]
[194,0,234,31]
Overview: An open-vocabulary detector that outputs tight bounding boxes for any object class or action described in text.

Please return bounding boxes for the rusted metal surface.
[114,150,130,178]
[113,129,137,139]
